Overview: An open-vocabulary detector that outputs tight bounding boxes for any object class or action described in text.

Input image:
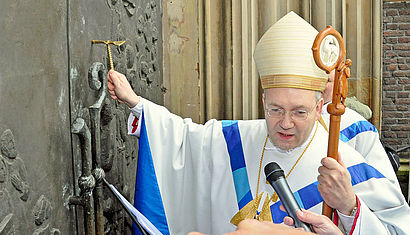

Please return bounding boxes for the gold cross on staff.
[91,40,126,70]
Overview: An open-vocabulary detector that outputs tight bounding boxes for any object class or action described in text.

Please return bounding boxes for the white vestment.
[129,98,410,235]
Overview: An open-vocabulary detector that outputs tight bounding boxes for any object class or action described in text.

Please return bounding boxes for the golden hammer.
[91,40,126,70]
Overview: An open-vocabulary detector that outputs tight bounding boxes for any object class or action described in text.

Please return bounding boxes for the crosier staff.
[312,26,352,219]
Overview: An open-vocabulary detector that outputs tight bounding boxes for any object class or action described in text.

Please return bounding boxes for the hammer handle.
[107,45,114,70]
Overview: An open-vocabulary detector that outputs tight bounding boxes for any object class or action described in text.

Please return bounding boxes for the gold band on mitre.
[261,74,327,91]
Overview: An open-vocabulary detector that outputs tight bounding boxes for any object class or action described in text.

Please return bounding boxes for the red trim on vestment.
[349,195,361,235]
[132,116,139,133]
[333,209,339,226]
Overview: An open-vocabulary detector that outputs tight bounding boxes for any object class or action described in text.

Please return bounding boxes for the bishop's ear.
[262,92,266,108]
[315,98,324,120]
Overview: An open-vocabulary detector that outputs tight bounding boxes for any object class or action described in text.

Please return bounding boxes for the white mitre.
[254,11,327,91]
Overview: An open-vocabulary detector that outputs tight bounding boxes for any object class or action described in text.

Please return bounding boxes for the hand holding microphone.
[283,209,343,235]
[264,162,312,232]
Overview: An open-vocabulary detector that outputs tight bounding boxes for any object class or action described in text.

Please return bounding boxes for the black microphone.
[264,162,312,232]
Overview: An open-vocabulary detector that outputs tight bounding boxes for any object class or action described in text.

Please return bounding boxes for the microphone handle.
[272,177,312,232]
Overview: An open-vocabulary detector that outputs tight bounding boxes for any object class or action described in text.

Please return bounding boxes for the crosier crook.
[312,26,352,219]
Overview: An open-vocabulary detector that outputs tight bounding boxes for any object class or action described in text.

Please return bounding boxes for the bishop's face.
[263,87,323,151]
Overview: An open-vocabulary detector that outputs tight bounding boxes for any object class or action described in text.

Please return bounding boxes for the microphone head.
[264,162,285,182]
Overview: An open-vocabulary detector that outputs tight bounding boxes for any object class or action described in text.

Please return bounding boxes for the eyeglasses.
[265,100,321,121]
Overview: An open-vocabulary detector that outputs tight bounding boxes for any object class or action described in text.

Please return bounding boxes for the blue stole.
[133,112,169,235]
[339,120,378,143]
